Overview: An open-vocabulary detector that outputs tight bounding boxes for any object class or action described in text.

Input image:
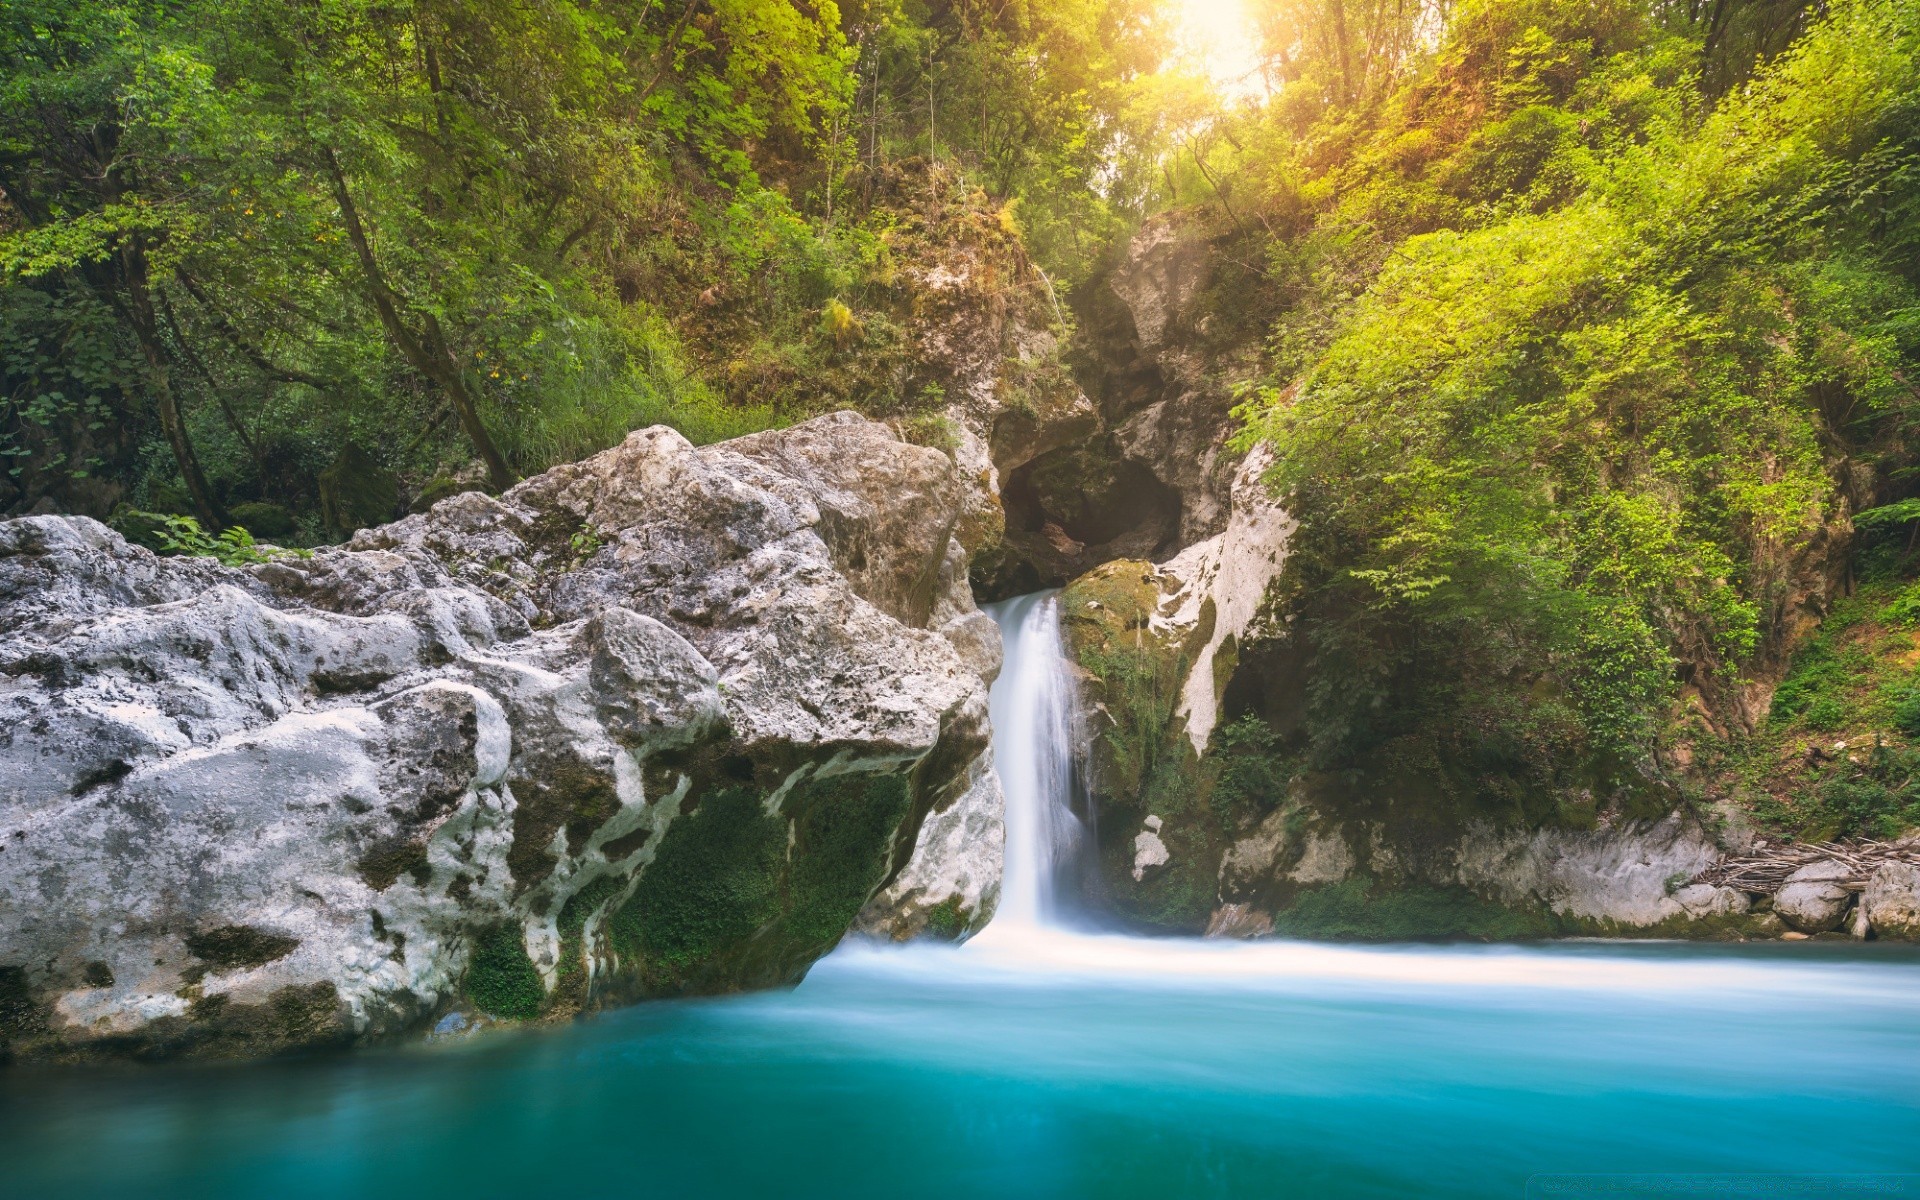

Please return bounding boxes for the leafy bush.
[145,514,309,567]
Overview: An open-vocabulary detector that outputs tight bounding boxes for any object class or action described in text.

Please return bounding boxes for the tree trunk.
[322,148,516,492]
[121,241,226,529]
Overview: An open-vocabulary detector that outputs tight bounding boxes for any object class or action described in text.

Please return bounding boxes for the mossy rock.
[507,754,621,892]
[602,766,913,996]
[318,444,400,541]
[1269,878,1565,941]
[107,505,172,553]
[0,965,48,1057]
[185,925,300,971]
[226,500,296,539]
[410,473,468,514]
[606,785,788,986]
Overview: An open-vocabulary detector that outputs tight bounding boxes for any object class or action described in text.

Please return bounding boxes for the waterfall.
[979,591,1088,934]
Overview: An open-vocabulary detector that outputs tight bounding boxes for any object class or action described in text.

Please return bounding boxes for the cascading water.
[976,591,1089,936]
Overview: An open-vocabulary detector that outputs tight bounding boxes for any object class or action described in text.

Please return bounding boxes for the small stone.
[1781,931,1811,941]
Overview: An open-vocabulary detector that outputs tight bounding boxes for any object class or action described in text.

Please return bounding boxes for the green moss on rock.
[607,785,786,982]
[920,896,971,940]
[784,773,912,947]
[507,755,621,891]
[465,924,546,1019]
[601,765,917,994]
[0,964,47,1058]
[1269,878,1565,941]
[185,925,300,971]
[357,838,432,891]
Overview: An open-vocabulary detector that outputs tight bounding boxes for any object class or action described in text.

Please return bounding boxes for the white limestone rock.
[1774,859,1856,933]
[1862,862,1920,938]
[0,413,997,1061]
[1451,813,1726,927]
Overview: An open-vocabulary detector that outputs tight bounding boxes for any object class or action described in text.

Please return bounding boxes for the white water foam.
[876,590,1920,1008]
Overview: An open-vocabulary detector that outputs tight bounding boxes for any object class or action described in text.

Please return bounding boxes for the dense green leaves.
[1233,0,1920,785]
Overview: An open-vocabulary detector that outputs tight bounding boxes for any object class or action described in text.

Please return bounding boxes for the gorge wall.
[1031,216,1920,944]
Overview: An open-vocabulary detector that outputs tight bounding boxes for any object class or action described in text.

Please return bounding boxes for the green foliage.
[1879,583,1920,629]
[1855,499,1920,533]
[1208,715,1293,826]
[1757,739,1920,841]
[145,513,307,566]
[1231,0,1920,787]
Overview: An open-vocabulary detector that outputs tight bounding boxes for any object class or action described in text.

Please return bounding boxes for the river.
[3,593,1917,1198]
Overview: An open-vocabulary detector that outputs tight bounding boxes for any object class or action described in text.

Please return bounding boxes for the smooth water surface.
[4,934,1919,1199]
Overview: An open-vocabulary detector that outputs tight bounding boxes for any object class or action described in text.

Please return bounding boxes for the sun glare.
[1166,0,1265,100]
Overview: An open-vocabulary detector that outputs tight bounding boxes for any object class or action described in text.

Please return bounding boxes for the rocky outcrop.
[1054,435,1814,941]
[980,212,1251,596]
[0,412,1000,1062]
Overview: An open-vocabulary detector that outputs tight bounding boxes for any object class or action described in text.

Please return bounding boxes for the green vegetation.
[465,923,545,1019]
[1,0,1178,539]
[1716,555,1920,841]
[919,895,969,940]
[1221,0,1920,810]
[139,512,307,565]
[1269,879,1565,942]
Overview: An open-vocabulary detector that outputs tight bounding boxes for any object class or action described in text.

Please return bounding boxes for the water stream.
[978,590,1088,936]
[3,592,1918,1198]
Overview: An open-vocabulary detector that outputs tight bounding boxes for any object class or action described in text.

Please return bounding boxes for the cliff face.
[1039,218,1916,943]
[1056,471,1787,942]
[0,413,999,1061]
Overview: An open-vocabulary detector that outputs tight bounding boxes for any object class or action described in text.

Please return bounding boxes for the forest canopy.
[5,0,1918,792]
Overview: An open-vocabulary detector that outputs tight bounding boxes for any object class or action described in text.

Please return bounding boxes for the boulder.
[226,501,297,540]
[1862,862,1920,938]
[318,444,400,541]
[1774,859,1856,933]
[1672,883,1751,919]
[0,413,997,1061]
